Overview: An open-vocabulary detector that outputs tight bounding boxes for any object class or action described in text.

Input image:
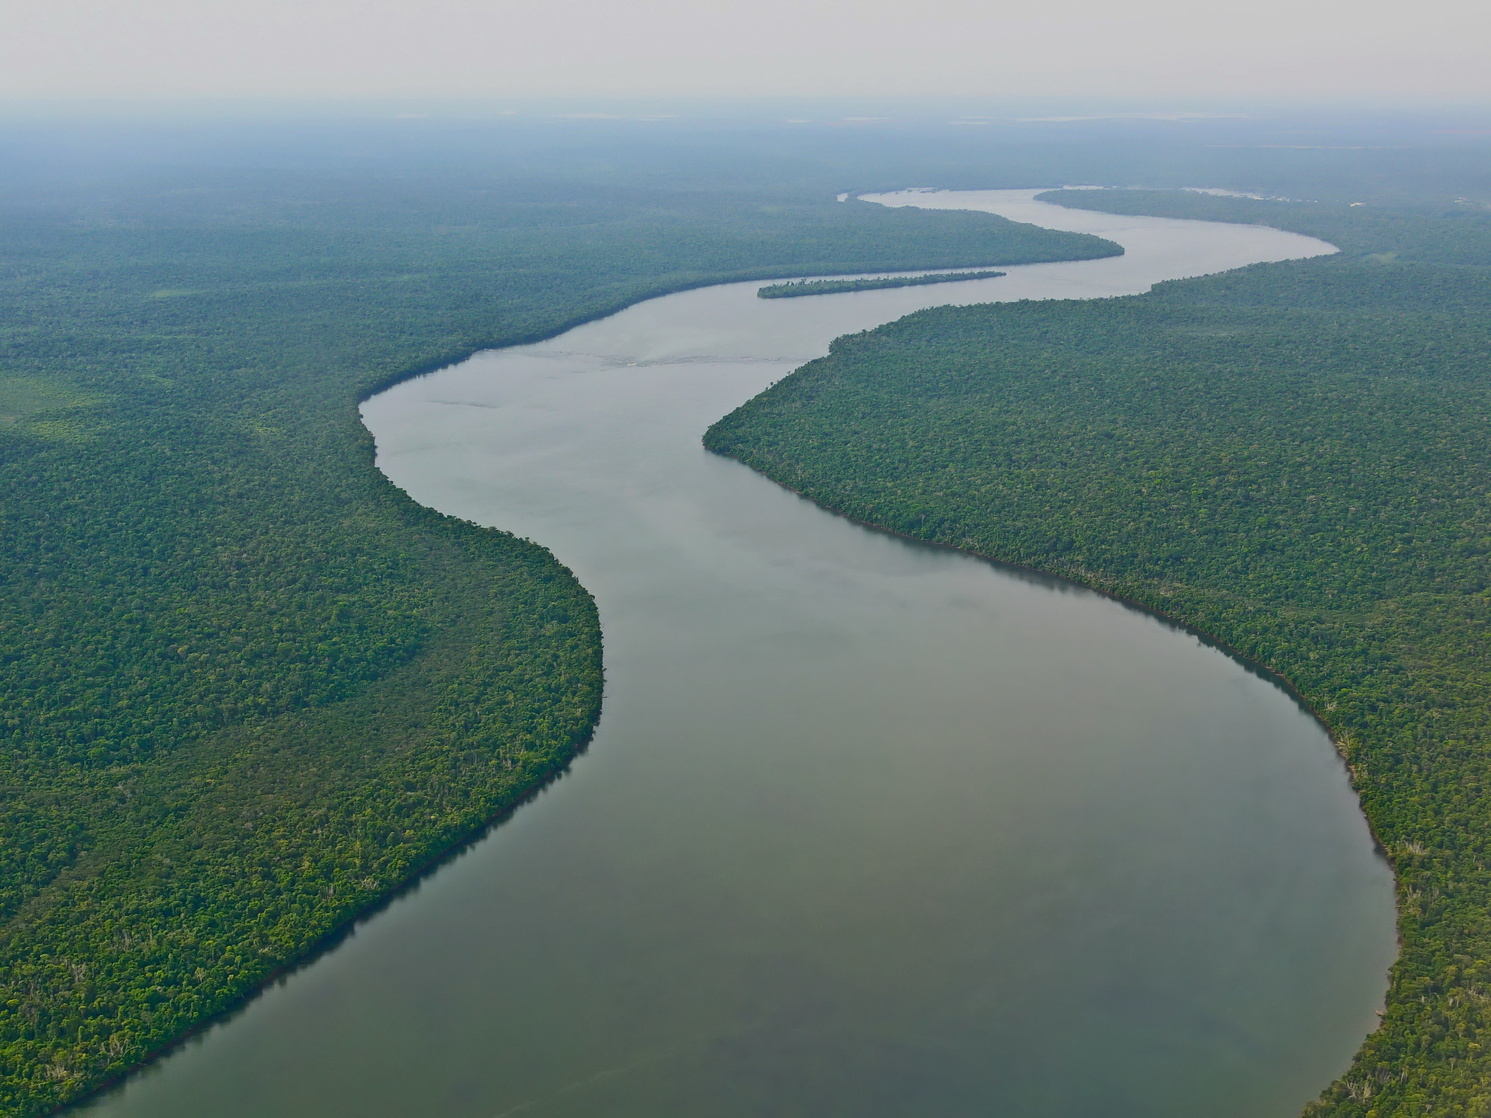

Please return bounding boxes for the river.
[77,190,1397,1118]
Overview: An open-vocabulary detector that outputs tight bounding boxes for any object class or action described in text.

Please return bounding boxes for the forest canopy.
[0,153,1116,1117]
[707,189,1491,1118]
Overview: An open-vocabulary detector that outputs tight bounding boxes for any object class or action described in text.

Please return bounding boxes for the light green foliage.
[0,377,94,425]
[707,193,1491,1117]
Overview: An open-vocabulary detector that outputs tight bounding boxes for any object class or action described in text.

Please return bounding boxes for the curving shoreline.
[757,269,1008,298]
[82,192,1390,1118]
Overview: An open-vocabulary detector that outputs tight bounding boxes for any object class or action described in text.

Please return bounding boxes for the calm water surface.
[79,191,1397,1118]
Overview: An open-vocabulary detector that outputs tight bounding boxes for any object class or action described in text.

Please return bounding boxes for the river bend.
[80,190,1397,1118]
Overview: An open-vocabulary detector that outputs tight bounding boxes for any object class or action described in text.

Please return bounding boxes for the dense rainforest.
[706,189,1491,1116]
[0,146,1120,1116]
[757,269,1009,298]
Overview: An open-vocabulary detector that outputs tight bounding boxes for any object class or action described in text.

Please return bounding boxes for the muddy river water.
[79,190,1396,1118]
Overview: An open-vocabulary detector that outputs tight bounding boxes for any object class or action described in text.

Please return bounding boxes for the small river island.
[758,269,1006,297]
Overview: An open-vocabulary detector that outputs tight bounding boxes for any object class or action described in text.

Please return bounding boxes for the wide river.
[80,191,1397,1118]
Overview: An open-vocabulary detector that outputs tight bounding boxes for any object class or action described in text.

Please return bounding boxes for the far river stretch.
[78,190,1397,1118]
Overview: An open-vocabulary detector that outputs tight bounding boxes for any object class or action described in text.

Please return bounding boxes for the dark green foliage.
[707,194,1491,1116]
[0,168,1111,1116]
[758,269,1009,298]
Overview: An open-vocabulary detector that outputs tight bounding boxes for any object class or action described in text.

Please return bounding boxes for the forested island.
[707,189,1491,1117]
[0,162,1118,1118]
[757,269,1008,298]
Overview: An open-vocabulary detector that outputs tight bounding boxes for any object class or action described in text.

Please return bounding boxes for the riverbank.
[707,189,1491,1117]
[72,191,1390,1118]
[0,180,1116,1118]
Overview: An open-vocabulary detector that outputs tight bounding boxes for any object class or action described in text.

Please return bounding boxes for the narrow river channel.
[78,190,1397,1118]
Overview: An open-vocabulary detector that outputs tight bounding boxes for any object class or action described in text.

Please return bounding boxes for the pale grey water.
[78,191,1395,1118]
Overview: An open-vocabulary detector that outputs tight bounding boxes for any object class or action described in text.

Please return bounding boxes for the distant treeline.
[758,269,1007,298]
[708,190,1491,1118]
[0,171,1116,1118]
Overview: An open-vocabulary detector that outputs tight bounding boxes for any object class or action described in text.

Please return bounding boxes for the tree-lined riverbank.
[0,171,1116,1117]
[707,189,1491,1117]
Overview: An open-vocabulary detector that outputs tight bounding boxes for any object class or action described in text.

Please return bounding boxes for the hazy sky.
[4,0,1488,103]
